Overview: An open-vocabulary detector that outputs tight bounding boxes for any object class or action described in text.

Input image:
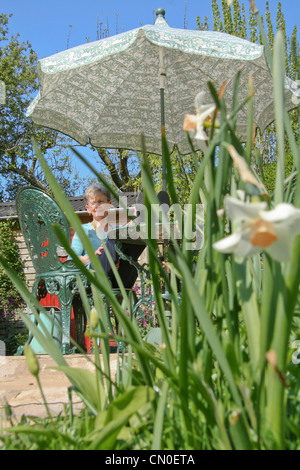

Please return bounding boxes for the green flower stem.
[273,32,286,206]
[266,236,300,448]
[90,298,110,410]
[92,330,105,410]
[259,254,281,368]
[35,374,53,422]
[235,259,260,372]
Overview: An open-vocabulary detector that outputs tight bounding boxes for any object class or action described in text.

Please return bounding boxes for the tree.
[93,147,142,192]
[1,12,187,200]
[88,146,200,204]
[0,13,83,200]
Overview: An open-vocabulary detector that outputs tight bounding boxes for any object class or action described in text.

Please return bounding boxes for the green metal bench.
[16,187,88,354]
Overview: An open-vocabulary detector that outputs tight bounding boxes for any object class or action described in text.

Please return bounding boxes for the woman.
[71,184,145,288]
[71,184,118,275]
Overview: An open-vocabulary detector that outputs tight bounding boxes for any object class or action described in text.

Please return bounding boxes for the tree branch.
[97,147,124,189]
[118,149,131,184]
[11,164,48,191]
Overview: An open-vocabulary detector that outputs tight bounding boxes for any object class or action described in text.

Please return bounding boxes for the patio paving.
[0,353,118,428]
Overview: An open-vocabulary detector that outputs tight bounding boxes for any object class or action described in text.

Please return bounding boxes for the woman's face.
[86,192,111,221]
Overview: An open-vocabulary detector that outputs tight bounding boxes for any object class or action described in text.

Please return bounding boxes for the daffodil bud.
[24,343,40,377]
[90,308,99,330]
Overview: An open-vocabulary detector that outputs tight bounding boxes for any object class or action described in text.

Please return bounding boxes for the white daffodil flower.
[213,196,300,262]
[183,91,216,141]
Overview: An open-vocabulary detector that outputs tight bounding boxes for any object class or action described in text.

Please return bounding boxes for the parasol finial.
[156,8,166,19]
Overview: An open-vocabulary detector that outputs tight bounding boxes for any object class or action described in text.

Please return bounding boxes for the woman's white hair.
[83,184,111,204]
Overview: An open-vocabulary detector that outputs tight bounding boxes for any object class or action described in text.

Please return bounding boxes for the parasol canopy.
[27,8,298,169]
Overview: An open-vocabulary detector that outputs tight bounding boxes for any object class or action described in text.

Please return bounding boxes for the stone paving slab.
[0,353,118,427]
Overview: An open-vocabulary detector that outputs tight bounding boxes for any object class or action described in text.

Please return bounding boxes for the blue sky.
[1,0,299,186]
[1,0,299,60]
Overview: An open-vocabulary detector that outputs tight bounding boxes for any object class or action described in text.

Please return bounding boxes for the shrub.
[0,219,25,312]
[0,219,26,354]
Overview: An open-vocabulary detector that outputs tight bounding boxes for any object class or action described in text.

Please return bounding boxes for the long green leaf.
[34,140,156,386]
[235,259,260,374]
[176,256,243,409]
[85,386,155,449]
[151,379,169,450]
[0,254,67,367]
[53,366,101,414]
[273,32,286,205]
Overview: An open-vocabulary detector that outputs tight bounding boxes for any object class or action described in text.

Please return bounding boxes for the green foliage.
[0,13,84,199]
[2,37,300,447]
[135,149,203,205]
[0,219,26,354]
[2,326,27,356]
[196,0,300,205]
[0,411,96,450]
[263,151,295,194]
[0,219,24,308]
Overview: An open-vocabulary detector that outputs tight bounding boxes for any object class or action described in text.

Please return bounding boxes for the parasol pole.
[157,8,167,192]
[159,48,167,192]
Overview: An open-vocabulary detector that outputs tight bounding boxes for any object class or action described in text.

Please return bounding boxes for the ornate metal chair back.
[16,187,87,354]
[16,187,71,274]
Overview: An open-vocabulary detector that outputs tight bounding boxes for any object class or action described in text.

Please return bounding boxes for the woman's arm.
[70,232,90,265]
[71,230,104,265]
